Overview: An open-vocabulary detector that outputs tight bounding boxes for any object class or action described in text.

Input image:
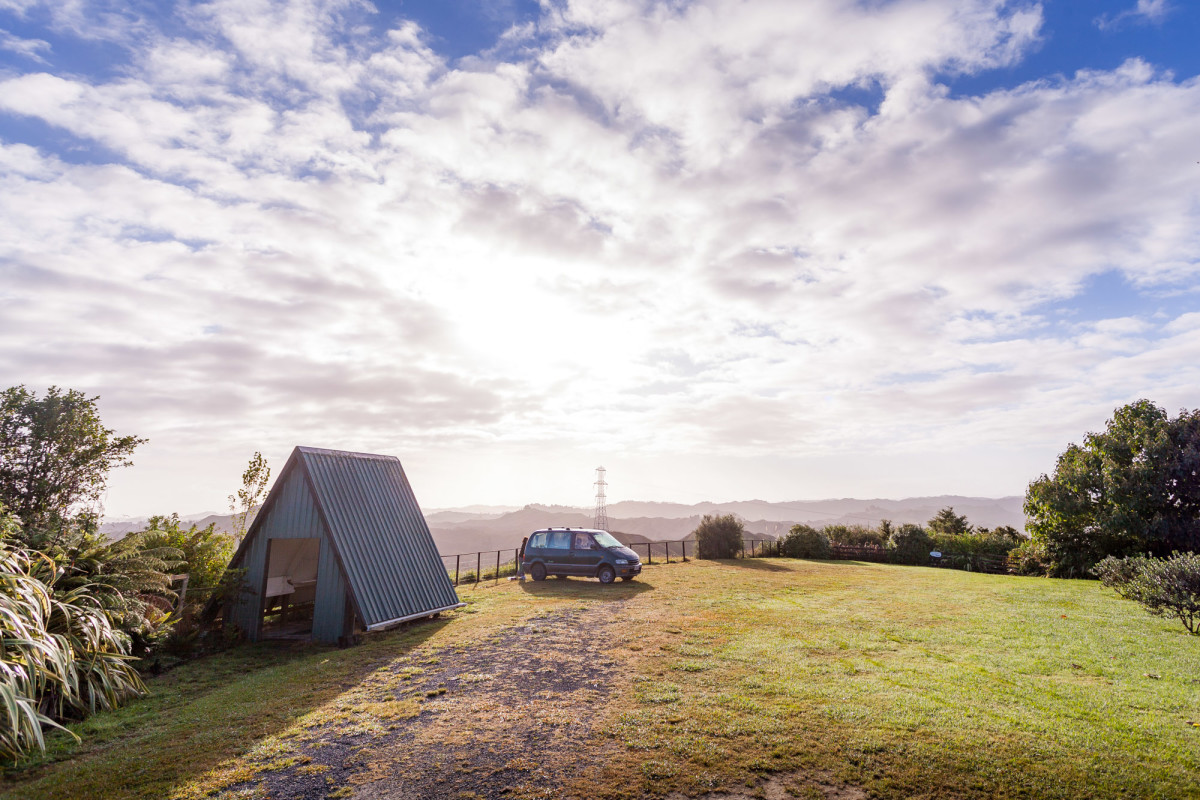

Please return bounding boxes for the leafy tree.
[928,507,972,536]
[887,523,932,565]
[782,524,830,558]
[0,386,144,544]
[228,452,270,543]
[1095,552,1200,635]
[693,514,744,559]
[1025,400,1200,577]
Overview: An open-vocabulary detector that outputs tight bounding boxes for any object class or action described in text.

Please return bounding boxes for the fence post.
[647,543,653,565]
[496,550,501,584]
[666,541,671,563]
[455,554,460,586]
[476,552,480,584]
[683,540,688,561]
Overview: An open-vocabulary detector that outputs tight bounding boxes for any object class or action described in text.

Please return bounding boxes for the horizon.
[4,1,1199,517]
[102,491,1027,525]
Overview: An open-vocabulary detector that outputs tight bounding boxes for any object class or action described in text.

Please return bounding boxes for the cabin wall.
[231,469,348,643]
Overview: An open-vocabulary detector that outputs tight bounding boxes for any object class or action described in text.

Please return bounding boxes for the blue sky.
[0,0,1198,516]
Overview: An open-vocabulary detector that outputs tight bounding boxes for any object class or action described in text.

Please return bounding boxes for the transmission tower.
[593,466,609,531]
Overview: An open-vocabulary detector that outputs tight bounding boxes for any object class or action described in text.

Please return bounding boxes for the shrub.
[693,514,744,559]
[1,543,146,762]
[783,524,831,559]
[821,524,885,548]
[140,514,235,594]
[887,524,932,565]
[930,529,1022,571]
[1007,538,1053,576]
[1095,552,1200,635]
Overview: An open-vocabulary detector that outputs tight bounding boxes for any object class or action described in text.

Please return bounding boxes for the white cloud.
[0,28,50,62]
[1,0,1199,512]
[1096,0,1172,30]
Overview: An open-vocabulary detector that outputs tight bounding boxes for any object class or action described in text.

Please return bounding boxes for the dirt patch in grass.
[215,606,621,800]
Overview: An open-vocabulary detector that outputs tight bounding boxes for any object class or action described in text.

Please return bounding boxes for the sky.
[1,0,1198,518]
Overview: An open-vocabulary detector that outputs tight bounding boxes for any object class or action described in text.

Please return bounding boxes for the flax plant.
[1,545,146,762]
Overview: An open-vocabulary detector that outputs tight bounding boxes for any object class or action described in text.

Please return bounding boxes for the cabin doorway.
[261,538,320,640]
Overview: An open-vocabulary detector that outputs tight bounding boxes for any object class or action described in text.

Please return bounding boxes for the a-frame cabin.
[221,446,463,644]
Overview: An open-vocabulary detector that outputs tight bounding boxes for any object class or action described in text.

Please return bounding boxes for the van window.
[528,532,547,548]
[573,532,595,550]
[546,531,571,549]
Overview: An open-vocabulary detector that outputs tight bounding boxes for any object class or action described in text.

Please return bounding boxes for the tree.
[693,514,744,559]
[228,452,270,543]
[1024,400,1200,577]
[0,386,144,543]
[928,507,972,536]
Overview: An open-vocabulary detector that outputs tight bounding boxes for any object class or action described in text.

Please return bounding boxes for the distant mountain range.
[102,495,1025,555]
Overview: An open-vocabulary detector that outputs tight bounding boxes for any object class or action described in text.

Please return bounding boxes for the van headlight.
[614,559,629,564]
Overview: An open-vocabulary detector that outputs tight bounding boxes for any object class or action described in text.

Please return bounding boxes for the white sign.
[930,551,942,558]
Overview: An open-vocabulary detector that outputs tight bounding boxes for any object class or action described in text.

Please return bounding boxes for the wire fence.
[438,536,1010,586]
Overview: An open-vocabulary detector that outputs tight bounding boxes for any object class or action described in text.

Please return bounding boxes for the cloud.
[1096,0,1172,31]
[1,0,1199,511]
[0,28,50,62]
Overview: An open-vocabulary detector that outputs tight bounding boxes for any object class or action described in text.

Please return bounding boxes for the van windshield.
[593,531,622,548]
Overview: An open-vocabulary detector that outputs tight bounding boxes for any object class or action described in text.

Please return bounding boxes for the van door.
[571,531,604,575]
[544,530,572,573]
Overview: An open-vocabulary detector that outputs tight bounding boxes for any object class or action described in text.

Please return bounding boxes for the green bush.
[0,543,146,762]
[140,514,235,593]
[1007,538,1053,576]
[930,529,1022,571]
[887,524,933,565]
[693,514,744,559]
[1095,552,1200,635]
[821,524,885,548]
[783,525,831,559]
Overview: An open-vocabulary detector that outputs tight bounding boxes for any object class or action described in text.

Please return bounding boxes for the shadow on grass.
[519,577,654,599]
[3,618,450,800]
[710,557,793,572]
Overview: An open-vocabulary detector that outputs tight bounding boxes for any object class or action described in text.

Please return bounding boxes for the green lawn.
[2,558,1198,799]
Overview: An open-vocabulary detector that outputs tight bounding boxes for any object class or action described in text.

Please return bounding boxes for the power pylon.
[593,466,609,531]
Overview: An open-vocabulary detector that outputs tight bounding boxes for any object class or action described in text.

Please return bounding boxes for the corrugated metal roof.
[294,446,461,629]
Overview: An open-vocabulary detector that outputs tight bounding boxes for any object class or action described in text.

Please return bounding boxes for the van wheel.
[530,563,547,581]
[597,565,616,584]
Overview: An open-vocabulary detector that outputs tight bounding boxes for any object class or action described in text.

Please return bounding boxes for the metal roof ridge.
[297,445,399,461]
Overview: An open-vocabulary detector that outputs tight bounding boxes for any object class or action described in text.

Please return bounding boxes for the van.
[522,528,642,584]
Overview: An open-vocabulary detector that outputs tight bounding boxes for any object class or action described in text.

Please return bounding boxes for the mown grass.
[3,559,1198,799]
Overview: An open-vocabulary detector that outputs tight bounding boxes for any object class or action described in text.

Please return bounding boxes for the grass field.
[2,558,1198,799]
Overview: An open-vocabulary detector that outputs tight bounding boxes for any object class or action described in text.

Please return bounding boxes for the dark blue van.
[522,528,642,584]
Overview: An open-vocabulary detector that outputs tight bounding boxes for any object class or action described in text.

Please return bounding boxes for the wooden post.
[495,550,501,584]
[455,554,460,586]
[476,552,481,584]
